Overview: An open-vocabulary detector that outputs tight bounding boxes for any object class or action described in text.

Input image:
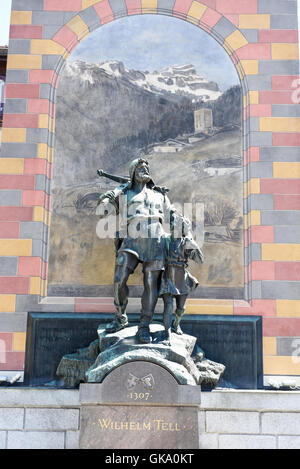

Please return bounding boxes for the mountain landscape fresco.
[48,16,243,299]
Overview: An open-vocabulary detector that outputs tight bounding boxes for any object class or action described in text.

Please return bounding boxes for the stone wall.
[0,388,300,449]
[0,0,300,387]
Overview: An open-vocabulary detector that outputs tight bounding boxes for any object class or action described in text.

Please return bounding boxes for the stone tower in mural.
[194,108,213,133]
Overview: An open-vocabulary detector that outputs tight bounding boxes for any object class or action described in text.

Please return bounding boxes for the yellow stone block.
[82,0,101,8]
[185,299,233,315]
[31,40,66,56]
[225,30,248,52]
[34,206,51,226]
[0,158,24,175]
[262,244,300,262]
[0,295,16,313]
[67,15,89,39]
[272,44,299,61]
[249,91,259,104]
[13,332,26,351]
[39,114,49,129]
[239,14,270,30]
[187,2,207,20]
[264,356,300,375]
[273,162,300,179]
[277,300,300,317]
[263,337,277,355]
[246,178,260,195]
[0,239,32,257]
[37,143,49,159]
[30,277,42,295]
[260,117,300,133]
[10,11,32,25]
[1,128,27,143]
[250,210,261,226]
[7,54,42,70]
[240,60,258,75]
[141,0,158,10]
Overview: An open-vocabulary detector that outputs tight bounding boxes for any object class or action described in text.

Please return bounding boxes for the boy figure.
[159,217,204,345]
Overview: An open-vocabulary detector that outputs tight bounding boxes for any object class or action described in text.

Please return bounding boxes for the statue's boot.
[106,303,128,333]
[137,313,152,343]
[172,308,185,335]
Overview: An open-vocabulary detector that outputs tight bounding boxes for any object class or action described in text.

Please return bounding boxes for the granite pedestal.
[79,361,201,449]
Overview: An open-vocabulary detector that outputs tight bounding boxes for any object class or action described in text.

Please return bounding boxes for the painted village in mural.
[48,15,243,299]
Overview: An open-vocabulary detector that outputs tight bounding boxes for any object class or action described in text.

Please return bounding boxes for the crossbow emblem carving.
[126,373,155,390]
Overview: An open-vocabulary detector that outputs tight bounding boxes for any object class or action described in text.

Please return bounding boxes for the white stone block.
[65,430,79,449]
[7,431,65,449]
[0,388,79,407]
[278,436,300,449]
[0,408,24,430]
[0,431,6,449]
[25,408,79,431]
[206,411,260,434]
[262,412,300,435]
[219,434,276,449]
[199,432,218,449]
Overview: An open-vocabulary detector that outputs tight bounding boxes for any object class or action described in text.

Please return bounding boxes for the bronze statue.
[97,158,174,344]
[97,158,204,345]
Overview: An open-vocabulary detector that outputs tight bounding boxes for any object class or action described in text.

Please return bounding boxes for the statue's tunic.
[101,183,172,268]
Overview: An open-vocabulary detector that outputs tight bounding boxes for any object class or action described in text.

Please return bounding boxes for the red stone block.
[10,25,43,39]
[0,333,13,352]
[251,261,275,280]
[0,277,29,294]
[249,146,260,162]
[250,225,274,243]
[248,104,272,117]
[5,84,40,99]
[173,0,193,15]
[233,299,276,316]
[275,262,300,281]
[0,207,33,221]
[29,70,57,85]
[259,90,294,104]
[259,30,298,43]
[0,351,25,371]
[18,257,42,277]
[53,26,78,52]
[126,0,142,13]
[261,179,300,195]
[24,159,47,176]
[22,190,46,207]
[236,43,271,60]
[263,318,300,336]
[3,114,39,129]
[272,75,299,91]
[0,175,35,190]
[201,7,221,28]
[27,98,50,114]
[0,222,20,238]
[44,0,82,11]
[273,132,300,146]
[216,0,257,14]
[274,194,300,210]
[201,0,216,8]
[41,260,48,280]
[94,0,114,22]
[75,302,116,313]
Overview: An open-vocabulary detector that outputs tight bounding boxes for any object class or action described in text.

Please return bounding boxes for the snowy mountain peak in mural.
[66,60,222,102]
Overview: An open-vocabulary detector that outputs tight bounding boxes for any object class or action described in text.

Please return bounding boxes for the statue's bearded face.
[134,161,151,184]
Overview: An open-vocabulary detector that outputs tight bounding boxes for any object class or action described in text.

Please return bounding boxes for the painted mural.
[48,14,243,299]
